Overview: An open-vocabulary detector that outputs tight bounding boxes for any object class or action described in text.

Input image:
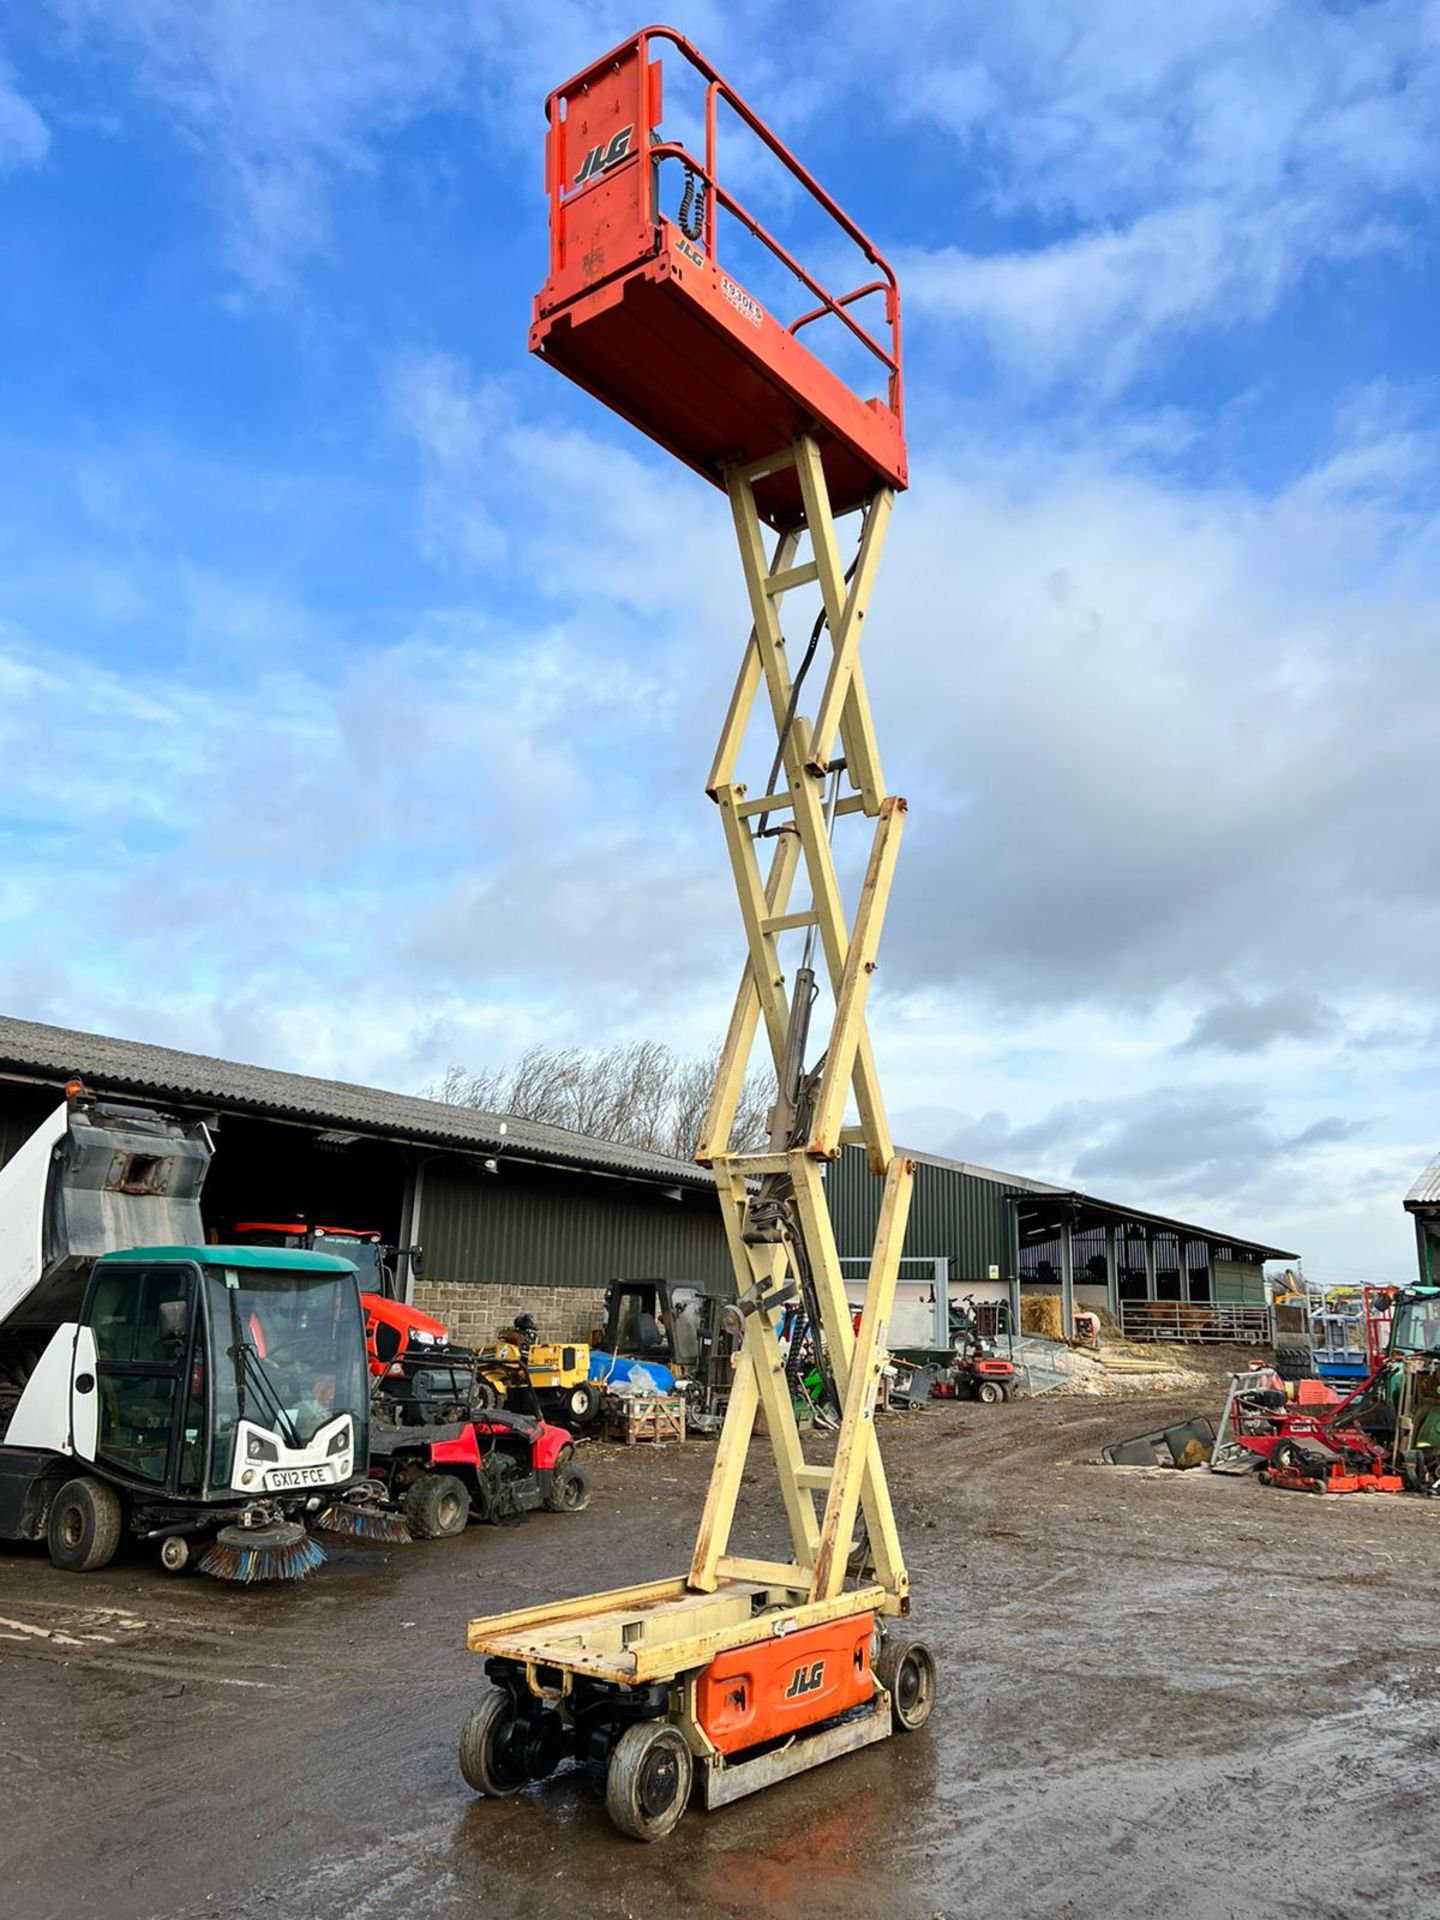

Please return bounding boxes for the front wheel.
[605,1721,693,1841]
[158,1534,194,1574]
[46,1476,123,1573]
[875,1635,937,1733]
[458,1688,529,1797]
[544,1463,591,1514]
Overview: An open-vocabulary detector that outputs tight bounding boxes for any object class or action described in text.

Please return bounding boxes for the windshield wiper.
[237,1340,301,1449]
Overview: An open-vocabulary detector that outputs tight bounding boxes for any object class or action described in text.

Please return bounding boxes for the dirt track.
[3,1391,1439,1920]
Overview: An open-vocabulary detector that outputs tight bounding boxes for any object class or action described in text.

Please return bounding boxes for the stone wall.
[413,1279,608,1347]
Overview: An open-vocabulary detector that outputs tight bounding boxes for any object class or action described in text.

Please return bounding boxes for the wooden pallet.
[604,1391,686,1446]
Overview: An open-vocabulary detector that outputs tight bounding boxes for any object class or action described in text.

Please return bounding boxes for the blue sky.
[0,2,1436,1280]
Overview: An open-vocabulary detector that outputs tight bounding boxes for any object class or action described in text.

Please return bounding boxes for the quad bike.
[370,1408,591,1539]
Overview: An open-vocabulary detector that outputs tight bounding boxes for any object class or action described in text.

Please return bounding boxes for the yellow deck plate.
[466,1572,885,1687]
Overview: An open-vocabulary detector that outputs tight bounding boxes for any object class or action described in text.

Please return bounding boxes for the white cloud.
[0,61,50,169]
[901,199,1316,391]
[873,0,1440,382]
[4,378,1437,1281]
[387,350,737,620]
[878,412,1440,1013]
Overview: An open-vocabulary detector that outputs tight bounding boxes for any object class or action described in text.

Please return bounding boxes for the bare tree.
[425,1041,774,1159]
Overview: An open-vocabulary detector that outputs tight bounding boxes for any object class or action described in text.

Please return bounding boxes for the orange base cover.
[694,1613,875,1755]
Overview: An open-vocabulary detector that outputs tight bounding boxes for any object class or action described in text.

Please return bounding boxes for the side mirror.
[409,1244,425,1277]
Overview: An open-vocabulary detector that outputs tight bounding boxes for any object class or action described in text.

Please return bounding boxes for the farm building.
[0,1014,726,1346]
[827,1145,1296,1346]
[0,1016,1296,1350]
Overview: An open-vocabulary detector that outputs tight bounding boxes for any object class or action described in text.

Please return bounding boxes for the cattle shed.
[0,1015,729,1346]
[826,1145,1296,1346]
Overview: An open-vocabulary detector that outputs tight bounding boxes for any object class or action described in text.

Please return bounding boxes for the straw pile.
[1021,1293,1066,1341]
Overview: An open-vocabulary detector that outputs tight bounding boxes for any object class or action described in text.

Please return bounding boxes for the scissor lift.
[460,27,936,1840]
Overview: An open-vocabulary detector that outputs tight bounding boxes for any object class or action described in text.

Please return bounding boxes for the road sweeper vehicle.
[0,1083,387,1581]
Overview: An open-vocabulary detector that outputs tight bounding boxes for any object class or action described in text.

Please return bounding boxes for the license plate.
[266,1466,331,1490]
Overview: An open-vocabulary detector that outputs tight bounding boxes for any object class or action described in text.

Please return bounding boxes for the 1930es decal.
[784,1659,826,1699]
[720,273,764,328]
[574,125,634,185]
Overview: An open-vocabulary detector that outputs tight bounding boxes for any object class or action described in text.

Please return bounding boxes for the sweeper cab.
[225,1220,486,1421]
[0,1083,385,1580]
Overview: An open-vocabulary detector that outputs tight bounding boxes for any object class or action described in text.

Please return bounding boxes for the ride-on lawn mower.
[941,1295,1020,1404]
[369,1407,590,1538]
[1212,1369,1403,1493]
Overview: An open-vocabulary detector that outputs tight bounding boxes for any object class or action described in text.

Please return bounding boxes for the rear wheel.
[545,1463,591,1513]
[605,1721,693,1841]
[46,1476,123,1573]
[404,1473,471,1539]
[976,1379,1003,1405]
[875,1635,937,1732]
[458,1688,529,1797]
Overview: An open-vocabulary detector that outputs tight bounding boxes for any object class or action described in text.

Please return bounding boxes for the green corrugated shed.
[423,1158,732,1294]
[1213,1258,1267,1305]
[826,1146,1017,1278]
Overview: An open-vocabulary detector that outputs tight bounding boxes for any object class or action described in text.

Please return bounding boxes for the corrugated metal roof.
[0,1014,712,1191]
[1405,1153,1440,1211]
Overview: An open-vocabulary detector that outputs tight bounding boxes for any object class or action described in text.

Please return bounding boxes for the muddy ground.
[3,1389,1439,1920]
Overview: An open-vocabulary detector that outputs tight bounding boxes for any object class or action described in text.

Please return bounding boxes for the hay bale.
[1022,1294,1065,1341]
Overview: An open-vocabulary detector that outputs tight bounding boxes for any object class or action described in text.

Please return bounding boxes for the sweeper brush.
[198,1519,327,1584]
[315,1500,413,1545]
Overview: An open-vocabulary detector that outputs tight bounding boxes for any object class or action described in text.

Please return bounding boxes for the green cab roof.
[97,1245,358,1273]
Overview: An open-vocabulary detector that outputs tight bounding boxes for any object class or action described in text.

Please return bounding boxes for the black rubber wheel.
[875,1635,937,1732]
[458,1688,529,1797]
[1272,1441,1300,1473]
[605,1721,693,1841]
[469,1377,501,1413]
[564,1383,601,1427]
[544,1463,591,1514]
[46,1476,123,1573]
[976,1380,1002,1405]
[404,1473,471,1539]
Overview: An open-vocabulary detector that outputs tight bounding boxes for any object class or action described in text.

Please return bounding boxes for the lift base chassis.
[468,1572,904,1810]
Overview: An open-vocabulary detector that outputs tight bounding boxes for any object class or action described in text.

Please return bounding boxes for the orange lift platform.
[529,25,906,528]
[460,26,934,1841]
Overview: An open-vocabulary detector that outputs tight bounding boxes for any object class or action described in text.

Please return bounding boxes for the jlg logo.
[573,125,634,185]
[784,1659,826,1699]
